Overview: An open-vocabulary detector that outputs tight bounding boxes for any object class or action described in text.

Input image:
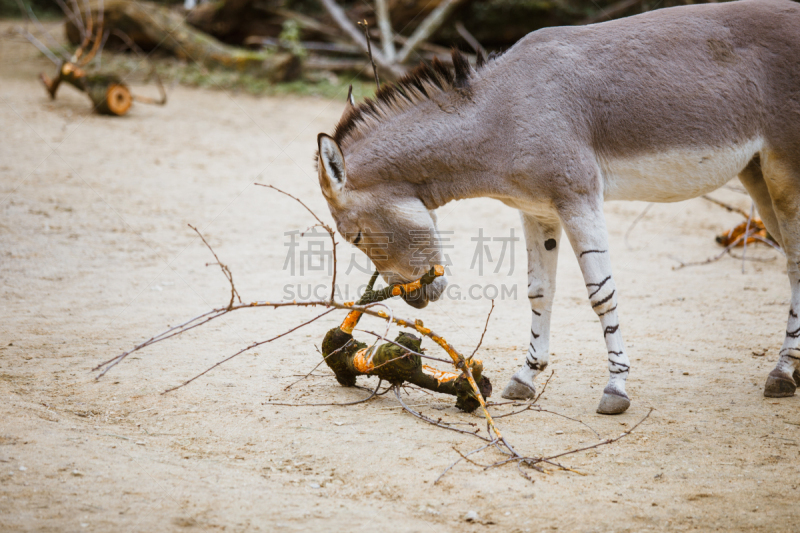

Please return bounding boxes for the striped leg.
[765,291,800,397]
[763,153,800,397]
[562,207,631,414]
[501,213,561,400]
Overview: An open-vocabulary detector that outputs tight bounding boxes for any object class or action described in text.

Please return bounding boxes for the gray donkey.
[315,0,800,414]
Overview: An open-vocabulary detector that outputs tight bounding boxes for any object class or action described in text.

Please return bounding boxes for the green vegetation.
[95,51,376,99]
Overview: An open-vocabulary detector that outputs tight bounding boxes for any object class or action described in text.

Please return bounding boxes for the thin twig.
[454,21,485,56]
[316,0,404,78]
[357,329,452,364]
[284,340,355,391]
[434,441,496,484]
[357,20,380,90]
[255,184,338,302]
[624,203,653,250]
[161,308,337,394]
[267,378,384,407]
[15,26,61,65]
[492,404,601,439]
[742,202,754,274]
[486,408,654,471]
[15,0,71,60]
[701,195,750,218]
[394,0,468,64]
[670,230,754,270]
[393,385,490,441]
[468,299,494,360]
[189,224,241,310]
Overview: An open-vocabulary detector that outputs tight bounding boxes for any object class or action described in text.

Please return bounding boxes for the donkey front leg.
[561,206,631,415]
[502,212,561,400]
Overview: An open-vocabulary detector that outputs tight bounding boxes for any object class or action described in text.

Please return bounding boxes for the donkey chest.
[599,139,762,203]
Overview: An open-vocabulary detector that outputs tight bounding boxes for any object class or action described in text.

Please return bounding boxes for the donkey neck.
[343,95,514,210]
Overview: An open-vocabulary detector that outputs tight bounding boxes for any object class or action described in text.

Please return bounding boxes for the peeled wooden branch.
[41,64,132,115]
[321,329,492,412]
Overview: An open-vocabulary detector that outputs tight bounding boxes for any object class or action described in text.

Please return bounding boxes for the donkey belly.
[600,139,763,203]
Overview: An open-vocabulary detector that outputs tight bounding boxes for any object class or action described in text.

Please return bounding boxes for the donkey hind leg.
[561,207,631,414]
[502,213,561,400]
[738,155,784,249]
[762,153,800,397]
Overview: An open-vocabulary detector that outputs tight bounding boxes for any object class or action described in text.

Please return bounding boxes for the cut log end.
[103,84,133,116]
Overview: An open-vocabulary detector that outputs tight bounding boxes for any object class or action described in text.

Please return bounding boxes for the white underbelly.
[600,139,763,202]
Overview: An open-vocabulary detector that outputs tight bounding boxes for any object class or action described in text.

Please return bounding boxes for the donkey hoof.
[597,391,630,415]
[501,377,536,400]
[764,369,796,398]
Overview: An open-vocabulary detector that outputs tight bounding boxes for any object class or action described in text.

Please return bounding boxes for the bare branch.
[393,385,490,441]
[395,0,468,64]
[357,20,380,89]
[624,203,653,250]
[316,0,404,78]
[15,26,61,65]
[283,340,355,391]
[742,202,754,274]
[374,0,396,62]
[256,183,338,302]
[455,21,485,56]
[486,408,654,471]
[469,299,494,360]
[434,441,497,484]
[701,194,750,218]
[670,230,756,270]
[188,224,241,310]
[267,378,384,407]
[161,308,337,394]
[14,0,71,60]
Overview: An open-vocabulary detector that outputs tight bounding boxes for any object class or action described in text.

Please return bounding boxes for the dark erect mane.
[331,49,488,150]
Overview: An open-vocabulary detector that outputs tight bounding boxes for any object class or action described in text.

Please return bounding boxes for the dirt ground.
[2,21,800,533]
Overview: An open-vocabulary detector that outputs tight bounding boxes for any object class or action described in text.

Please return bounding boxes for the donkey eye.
[352,231,362,245]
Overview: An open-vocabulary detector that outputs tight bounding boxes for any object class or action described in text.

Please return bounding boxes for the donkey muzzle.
[401,275,447,309]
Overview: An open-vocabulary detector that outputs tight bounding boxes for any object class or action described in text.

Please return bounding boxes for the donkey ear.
[317,133,346,198]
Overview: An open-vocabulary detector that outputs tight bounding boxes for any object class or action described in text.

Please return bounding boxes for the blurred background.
[4,0,729,98]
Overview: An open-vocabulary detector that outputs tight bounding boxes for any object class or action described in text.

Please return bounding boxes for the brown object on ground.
[716,218,772,248]
[65,0,301,79]
[41,63,132,115]
[321,328,492,412]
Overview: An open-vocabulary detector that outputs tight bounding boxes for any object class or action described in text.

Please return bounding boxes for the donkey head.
[317,133,448,309]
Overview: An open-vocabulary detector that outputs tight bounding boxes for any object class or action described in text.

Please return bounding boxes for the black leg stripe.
[780,349,800,360]
[597,305,617,317]
[580,249,608,258]
[587,275,611,298]
[604,325,619,337]
[592,291,615,309]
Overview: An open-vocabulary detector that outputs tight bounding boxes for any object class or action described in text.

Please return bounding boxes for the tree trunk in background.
[65,0,300,79]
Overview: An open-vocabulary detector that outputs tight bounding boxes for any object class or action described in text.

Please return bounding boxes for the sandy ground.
[2,20,800,533]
